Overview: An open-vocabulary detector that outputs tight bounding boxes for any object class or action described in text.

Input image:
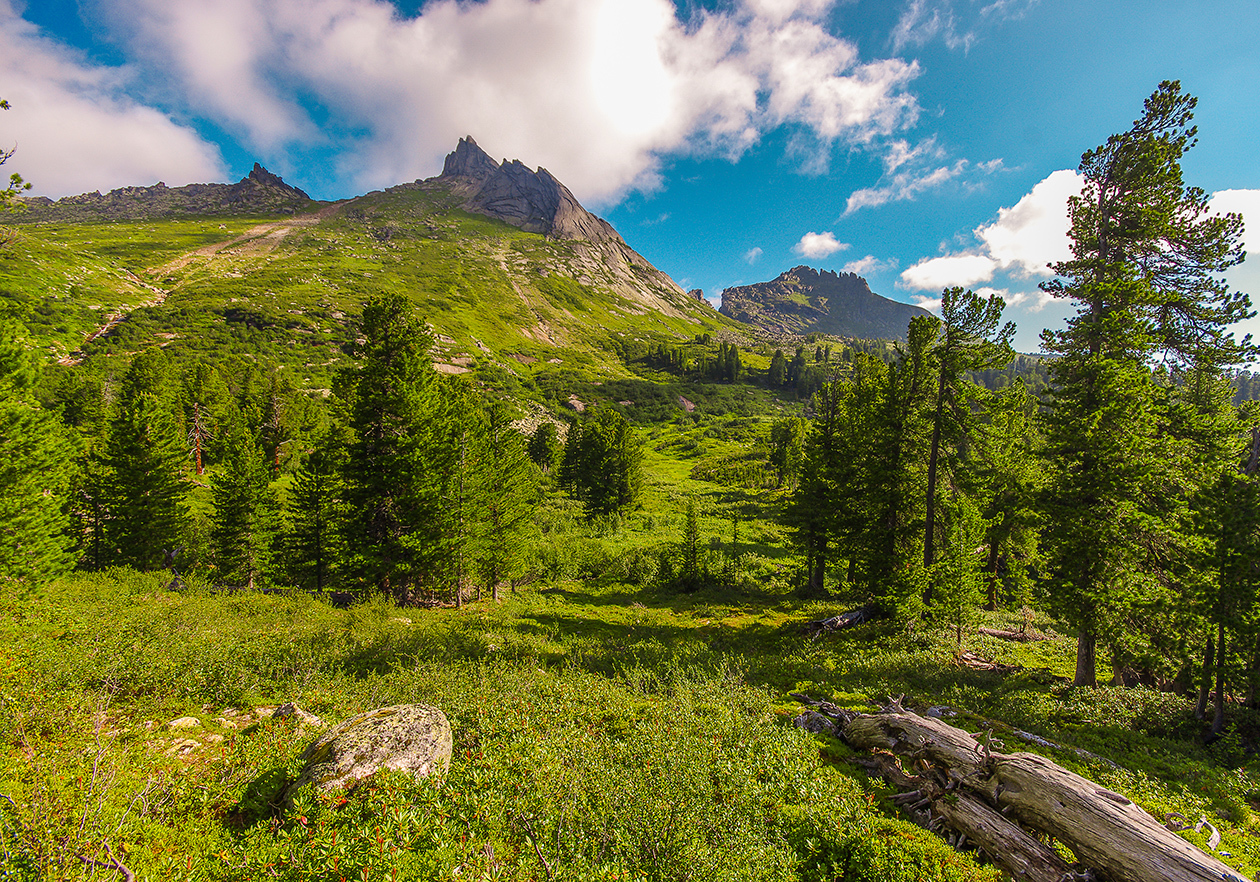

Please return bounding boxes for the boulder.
[284,704,452,799]
[168,716,201,729]
[271,702,324,729]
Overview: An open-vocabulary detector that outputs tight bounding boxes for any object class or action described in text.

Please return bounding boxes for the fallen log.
[855,751,1071,882]
[835,708,1248,882]
[802,604,881,638]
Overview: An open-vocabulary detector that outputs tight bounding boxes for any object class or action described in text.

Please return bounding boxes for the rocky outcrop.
[283,704,452,799]
[429,136,688,310]
[720,266,930,341]
[14,164,315,223]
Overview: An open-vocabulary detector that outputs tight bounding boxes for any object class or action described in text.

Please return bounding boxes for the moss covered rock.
[284,704,452,799]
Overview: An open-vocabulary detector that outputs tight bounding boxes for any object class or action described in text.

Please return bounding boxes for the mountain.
[14,164,315,222]
[719,266,930,340]
[1,139,736,392]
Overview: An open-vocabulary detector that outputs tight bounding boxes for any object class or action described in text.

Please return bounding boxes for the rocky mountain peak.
[720,265,929,340]
[246,163,310,199]
[441,136,500,180]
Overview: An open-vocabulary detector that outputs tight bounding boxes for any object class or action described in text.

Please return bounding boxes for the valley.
[3,108,1260,882]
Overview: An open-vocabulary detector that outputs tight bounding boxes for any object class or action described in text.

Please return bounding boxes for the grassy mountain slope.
[1,173,744,395]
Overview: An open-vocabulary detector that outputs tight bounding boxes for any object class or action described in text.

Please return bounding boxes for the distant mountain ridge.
[720,266,930,340]
[15,164,315,222]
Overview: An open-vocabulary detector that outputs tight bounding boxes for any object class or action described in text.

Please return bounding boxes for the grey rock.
[793,711,839,736]
[168,716,201,729]
[271,702,325,730]
[284,704,452,798]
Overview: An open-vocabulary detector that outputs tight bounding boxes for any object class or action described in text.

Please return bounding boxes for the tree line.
[784,81,1258,736]
[0,293,650,606]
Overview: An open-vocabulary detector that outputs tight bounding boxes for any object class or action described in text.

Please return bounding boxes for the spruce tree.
[0,329,77,584]
[99,392,186,571]
[211,415,272,588]
[340,293,443,602]
[285,431,346,594]
[922,286,1014,593]
[475,405,539,600]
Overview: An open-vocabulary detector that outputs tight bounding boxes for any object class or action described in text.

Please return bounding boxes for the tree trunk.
[1211,618,1226,737]
[923,370,946,590]
[983,538,1000,611]
[837,708,1248,882]
[1194,632,1214,721]
[1074,629,1097,687]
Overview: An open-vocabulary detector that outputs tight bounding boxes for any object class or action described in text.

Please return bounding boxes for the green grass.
[5,545,1260,880]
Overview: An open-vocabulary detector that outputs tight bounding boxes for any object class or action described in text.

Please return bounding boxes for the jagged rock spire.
[441,136,500,180]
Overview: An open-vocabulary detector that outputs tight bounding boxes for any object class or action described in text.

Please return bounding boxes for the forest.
[3,82,1260,881]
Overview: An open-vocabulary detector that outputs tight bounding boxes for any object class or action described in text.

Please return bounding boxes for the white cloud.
[1210,189,1260,254]
[892,0,973,52]
[842,254,897,275]
[842,143,999,215]
[0,0,226,197]
[891,0,1038,53]
[86,0,922,202]
[900,253,996,290]
[793,231,849,258]
[976,168,1082,276]
[744,246,763,263]
[898,168,1081,293]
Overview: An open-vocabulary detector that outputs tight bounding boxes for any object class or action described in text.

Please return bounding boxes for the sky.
[3,0,1260,353]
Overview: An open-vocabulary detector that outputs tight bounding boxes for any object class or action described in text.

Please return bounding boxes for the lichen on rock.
[283,704,452,800]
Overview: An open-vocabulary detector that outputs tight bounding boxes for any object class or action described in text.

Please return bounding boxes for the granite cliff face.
[720,266,929,340]
[15,164,314,222]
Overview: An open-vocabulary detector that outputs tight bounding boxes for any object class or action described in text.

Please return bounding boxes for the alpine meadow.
[7,59,1260,882]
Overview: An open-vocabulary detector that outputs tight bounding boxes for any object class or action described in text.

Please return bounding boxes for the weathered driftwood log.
[838,710,1248,882]
[802,604,881,638]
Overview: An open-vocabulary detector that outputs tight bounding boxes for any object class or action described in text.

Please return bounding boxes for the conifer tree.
[340,294,443,602]
[99,392,186,571]
[285,431,345,594]
[0,328,77,584]
[527,422,563,474]
[475,405,539,601]
[211,414,272,588]
[922,287,1014,591]
[1039,81,1252,686]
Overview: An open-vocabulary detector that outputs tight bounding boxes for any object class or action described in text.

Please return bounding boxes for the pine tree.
[475,405,539,601]
[340,294,443,602]
[0,328,78,585]
[1039,82,1252,686]
[285,431,345,593]
[99,392,186,571]
[922,286,1014,599]
[527,422,563,474]
[211,415,271,588]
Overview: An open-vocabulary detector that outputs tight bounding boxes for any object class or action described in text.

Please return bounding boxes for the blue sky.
[3,0,1259,353]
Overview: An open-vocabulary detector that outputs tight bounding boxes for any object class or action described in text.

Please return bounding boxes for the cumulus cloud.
[900,253,996,290]
[0,0,225,197]
[793,231,848,258]
[84,0,922,202]
[1210,189,1260,253]
[842,255,898,275]
[898,167,1080,292]
[977,168,1082,276]
[744,246,764,264]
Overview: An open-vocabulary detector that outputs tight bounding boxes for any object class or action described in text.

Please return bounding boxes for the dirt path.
[57,203,343,366]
